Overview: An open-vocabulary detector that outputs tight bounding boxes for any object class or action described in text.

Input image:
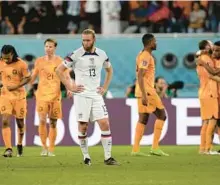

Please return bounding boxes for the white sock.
[78,132,90,160]
[101,130,112,160]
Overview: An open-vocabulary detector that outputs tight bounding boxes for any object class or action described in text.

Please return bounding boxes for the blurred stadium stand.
[0,33,219,98]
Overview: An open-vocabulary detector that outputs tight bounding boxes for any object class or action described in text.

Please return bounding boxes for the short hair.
[1,45,19,62]
[198,40,209,50]
[82,29,96,38]
[142,33,154,47]
[214,41,220,47]
[44,38,57,47]
[155,76,164,83]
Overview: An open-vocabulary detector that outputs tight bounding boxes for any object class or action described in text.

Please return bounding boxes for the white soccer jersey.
[63,47,111,97]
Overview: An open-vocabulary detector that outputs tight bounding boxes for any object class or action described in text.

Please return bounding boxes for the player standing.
[197,41,220,153]
[196,40,218,154]
[30,39,64,156]
[0,45,31,157]
[132,34,168,156]
[56,29,119,165]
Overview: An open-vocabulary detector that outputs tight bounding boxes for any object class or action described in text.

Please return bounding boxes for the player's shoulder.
[55,55,63,62]
[17,58,28,66]
[72,47,85,57]
[200,54,212,63]
[95,47,108,57]
[35,56,45,63]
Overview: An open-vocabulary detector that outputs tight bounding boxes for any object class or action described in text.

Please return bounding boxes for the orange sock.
[49,127,57,153]
[152,119,164,149]
[132,122,145,152]
[17,125,25,145]
[200,122,207,152]
[205,119,216,152]
[2,127,12,149]
[38,123,47,149]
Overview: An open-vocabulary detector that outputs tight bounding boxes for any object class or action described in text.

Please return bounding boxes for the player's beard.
[83,42,94,52]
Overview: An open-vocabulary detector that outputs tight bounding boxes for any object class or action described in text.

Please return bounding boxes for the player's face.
[213,46,220,59]
[156,78,166,90]
[1,53,13,64]
[44,42,56,56]
[150,38,157,50]
[82,34,95,51]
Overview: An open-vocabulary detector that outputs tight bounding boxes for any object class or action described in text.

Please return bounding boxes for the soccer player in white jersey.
[56,29,119,166]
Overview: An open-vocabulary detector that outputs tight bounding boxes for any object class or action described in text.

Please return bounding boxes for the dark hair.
[214,41,220,47]
[142,33,154,47]
[192,1,201,10]
[44,38,58,47]
[155,76,164,83]
[1,45,19,62]
[198,40,209,50]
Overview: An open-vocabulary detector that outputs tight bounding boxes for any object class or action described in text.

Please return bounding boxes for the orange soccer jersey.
[135,50,155,98]
[33,56,63,119]
[197,54,218,120]
[33,56,63,102]
[0,58,30,118]
[135,50,164,113]
[0,58,30,100]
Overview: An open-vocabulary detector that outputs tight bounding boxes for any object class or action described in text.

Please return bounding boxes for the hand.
[67,90,73,98]
[97,87,106,96]
[70,84,84,93]
[7,85,18,91]
[18,25,24,34]
[142,96,148,106]
[196,59,204,66]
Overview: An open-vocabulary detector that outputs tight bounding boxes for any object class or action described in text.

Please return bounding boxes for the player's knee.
[2,118,10,128]
[138,114,149,125]
[50,119,57,128]
[79,122,88,133]
[39,117,47,125]
[98,118,110,131]
[16,119,24,129]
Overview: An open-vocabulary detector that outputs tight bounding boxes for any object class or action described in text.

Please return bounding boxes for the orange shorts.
[199,98,218,120]
[0,98,27,119]
[137,93,164,114]
[37,100,62,119]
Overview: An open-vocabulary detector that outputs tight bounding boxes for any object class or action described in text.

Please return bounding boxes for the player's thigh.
[50,101,62,120]
[74,95,92,122]
[0,98,13,115]
[147,93,164,113]
[36,100,49,119]
[137,98,150,114]
[200,98,218,120]
[90,96,108,122]
[14,99,27,119]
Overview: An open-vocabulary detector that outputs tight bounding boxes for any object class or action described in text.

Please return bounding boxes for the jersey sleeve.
[63,52,76,68]
[138,54,151,70]
[102,51,111,68]
[21,61,31,78]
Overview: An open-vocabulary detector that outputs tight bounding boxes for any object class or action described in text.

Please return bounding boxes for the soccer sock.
[17,125,25,145]
[78,132,90,160]
[38,123,47,149]
[152,119,164,149]
[200,122,207,152]
[49,127,57,153]
[101,130,112,160]
[205,119,216,152]
[2,127,12,149]
[132,122,145,152]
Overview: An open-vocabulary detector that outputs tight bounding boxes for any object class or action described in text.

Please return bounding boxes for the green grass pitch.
[0,146,220,185]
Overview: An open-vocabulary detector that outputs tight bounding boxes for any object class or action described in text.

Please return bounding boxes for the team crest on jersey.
[142,60,147,66]
[12,69,18,75]
[89,58,95,65]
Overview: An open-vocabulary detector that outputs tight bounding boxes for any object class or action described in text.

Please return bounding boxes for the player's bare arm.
[7,75,31,91]
[98,66,113,95]
[56,63,84,93]
[197,59,220,75]
[138,68,148,106]
[209,75,220,82]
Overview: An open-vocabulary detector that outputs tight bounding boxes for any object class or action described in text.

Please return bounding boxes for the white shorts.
[74,95,108,122]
